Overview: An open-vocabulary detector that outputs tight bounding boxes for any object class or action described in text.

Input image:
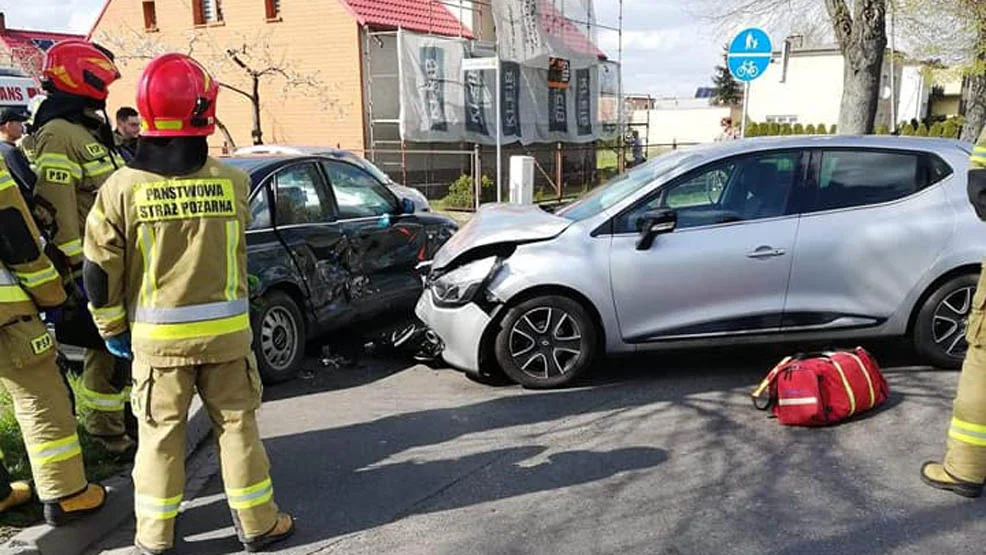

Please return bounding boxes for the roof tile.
[341,0,473,38]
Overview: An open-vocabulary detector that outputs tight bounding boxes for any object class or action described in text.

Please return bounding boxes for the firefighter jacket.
[0,159,66,323]
[969,127,986,220]
[33,118,124,273]
[83,157,252,367]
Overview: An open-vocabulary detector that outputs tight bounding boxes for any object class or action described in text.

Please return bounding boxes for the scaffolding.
[360,0,626,200]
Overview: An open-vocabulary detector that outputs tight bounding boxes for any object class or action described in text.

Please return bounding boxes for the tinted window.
[248,185,272,230]
[273,164,333,225]
[810,150,925,212]
[321,161,398,219]
[617,151,800,232]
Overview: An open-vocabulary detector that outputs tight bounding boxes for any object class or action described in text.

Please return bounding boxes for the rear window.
[807,150,951,212]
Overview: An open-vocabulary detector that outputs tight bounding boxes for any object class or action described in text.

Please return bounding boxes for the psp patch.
[135,179,237,222]
[45,168,73,185]
[84,143,108,159]
[31,332,53,355]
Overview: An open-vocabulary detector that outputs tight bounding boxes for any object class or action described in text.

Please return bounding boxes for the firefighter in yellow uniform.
[923,126,986,497]
[0,159,106,524]
[31,40,134,457]
[83,53,294,554]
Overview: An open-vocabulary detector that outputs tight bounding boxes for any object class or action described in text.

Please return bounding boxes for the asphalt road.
[88,344,986,555]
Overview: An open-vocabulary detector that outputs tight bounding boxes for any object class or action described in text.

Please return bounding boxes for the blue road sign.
[727,28,772,82]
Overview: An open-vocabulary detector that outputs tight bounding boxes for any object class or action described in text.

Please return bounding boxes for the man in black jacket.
[0,107,35,199]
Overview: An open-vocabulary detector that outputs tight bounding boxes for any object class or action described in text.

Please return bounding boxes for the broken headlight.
[430,256,501,308]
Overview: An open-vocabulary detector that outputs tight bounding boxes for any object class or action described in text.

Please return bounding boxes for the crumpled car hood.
[433,204,573,270]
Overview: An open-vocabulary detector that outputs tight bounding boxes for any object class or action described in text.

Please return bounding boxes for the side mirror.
[400,198,416,215]
[636,209,676,251]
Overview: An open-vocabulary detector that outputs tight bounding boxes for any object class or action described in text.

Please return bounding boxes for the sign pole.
[495,58,502,203]
[741,81,750,138]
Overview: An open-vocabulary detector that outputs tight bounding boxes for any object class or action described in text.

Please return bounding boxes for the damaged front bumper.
[415,291,491,373]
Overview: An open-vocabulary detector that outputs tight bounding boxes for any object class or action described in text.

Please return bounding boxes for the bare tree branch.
[825,0,854,52]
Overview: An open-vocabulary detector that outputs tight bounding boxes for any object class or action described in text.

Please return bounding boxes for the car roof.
[677,136,973,164]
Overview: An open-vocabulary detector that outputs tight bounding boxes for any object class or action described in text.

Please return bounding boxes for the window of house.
[265,0,282,21]
[142,1,158,31]
[193,0,223,25]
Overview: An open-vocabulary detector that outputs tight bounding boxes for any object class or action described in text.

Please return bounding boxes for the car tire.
[252,291,306,384]
[494,295,598,388]
[914,273,978,369]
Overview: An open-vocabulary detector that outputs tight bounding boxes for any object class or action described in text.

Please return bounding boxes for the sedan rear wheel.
[495,295,598,388]
[914,274,977,369]
[253,291,306,384]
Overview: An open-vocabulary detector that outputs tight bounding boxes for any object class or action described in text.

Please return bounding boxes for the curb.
[0,396,212,555]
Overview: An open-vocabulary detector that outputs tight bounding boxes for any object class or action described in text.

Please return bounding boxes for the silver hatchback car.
[417,136,986,388]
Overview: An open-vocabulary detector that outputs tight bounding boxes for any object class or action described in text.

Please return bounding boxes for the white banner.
[492,0,599,67]
[398,30,618,146]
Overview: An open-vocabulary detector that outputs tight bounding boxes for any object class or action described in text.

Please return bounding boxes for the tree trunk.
[215,117,237,153]
[251,75,263,145]
[960,20,986,144]
[827,0,887,135]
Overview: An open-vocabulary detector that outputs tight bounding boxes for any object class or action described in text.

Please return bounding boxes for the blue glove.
[42,307,63,324]
[105,333,133,360]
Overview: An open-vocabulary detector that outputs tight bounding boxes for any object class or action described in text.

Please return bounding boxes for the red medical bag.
[751,348,890,426]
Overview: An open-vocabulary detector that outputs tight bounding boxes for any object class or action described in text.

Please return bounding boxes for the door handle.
[746,246,786,259]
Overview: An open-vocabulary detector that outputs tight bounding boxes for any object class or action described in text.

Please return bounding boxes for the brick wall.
[91,0,365,153]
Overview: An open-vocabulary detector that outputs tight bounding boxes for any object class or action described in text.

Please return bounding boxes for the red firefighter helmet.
[42,39,120,101]
[136,53,219,137]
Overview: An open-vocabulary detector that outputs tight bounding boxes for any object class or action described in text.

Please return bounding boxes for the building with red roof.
[0,12,84,82]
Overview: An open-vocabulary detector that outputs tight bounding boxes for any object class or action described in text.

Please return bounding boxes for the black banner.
[501,61,521,137]
[420,46,447,132]
[549,86,568,133]
[576,68,592,136]
[463,69,489,136]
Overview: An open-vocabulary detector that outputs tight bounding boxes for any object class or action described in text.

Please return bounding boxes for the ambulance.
[0,68,41,110]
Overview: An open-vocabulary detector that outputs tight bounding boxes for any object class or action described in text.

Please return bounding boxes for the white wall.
[632,105,732,146]
[747,50,903,130]
[897,65,929,124]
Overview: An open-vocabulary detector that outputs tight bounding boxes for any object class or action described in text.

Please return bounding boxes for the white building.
[632,97,733,147]
[746,45,925,130]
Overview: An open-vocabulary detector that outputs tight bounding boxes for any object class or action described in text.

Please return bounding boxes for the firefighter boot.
[241,513,296,553]
[921,462,983,498]
[0,482,33,513]
[44,483,107,526]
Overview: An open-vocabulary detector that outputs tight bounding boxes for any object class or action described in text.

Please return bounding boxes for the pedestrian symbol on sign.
[745,32,758,51]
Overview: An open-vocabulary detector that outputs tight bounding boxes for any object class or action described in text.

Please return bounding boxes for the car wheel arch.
[483,284,607,355]
[255,281,313,338]
[907,263,982,334]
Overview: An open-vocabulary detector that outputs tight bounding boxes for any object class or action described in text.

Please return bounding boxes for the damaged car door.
[269,161,354,329]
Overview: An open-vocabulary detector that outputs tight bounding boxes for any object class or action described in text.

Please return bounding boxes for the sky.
[0,0,725,99]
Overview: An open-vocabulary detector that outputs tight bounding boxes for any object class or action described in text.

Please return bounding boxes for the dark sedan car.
[223,154,458,383]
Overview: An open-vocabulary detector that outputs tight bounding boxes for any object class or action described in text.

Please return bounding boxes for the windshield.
[556,150,697,221]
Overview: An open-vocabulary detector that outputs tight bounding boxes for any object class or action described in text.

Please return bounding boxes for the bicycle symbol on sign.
[735,60,759,79]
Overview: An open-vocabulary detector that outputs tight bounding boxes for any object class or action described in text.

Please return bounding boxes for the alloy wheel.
[508,307,584,380]
[261,306,298,371]
[932,286,975,359]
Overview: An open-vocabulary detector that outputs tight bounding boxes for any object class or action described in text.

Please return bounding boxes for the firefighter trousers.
[80,349,130,438]
[0,316,87,502]
[131,353,279,551]
[943,268,986,482]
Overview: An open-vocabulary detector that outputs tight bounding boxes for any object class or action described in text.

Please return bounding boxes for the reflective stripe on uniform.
[0,285,31,303]
[0,172,15,191]
[78,386,126,412]
[224,220,240,301]
[28,434,82,465]
[949,417,986,446]
[132,313,250,341]
[14,264,60,289]
[138,225,158,307]
[82,158,116,178]
[226,477,273,510]
[57,239,83,258]
[0,268,16,285]
[36,153,82,180]
[90,304,127,326]
[136,493,183,520]
[134,299,248,324]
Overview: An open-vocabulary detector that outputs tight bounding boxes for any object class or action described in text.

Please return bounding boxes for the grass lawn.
[0,371,128,534]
